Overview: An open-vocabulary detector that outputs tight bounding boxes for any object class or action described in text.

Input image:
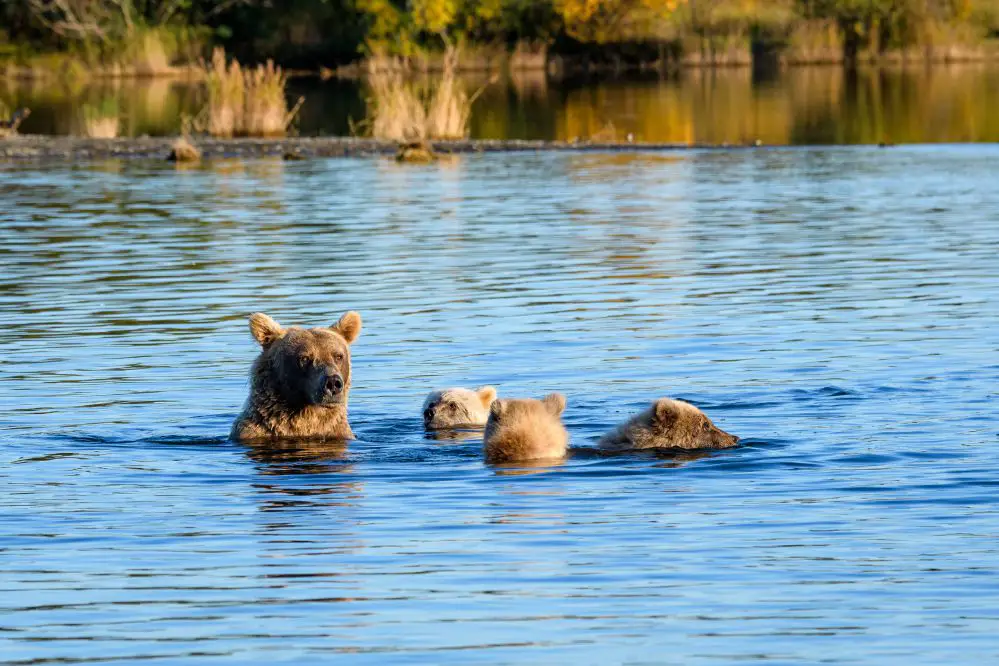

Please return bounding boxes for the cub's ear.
[333,311,362,344]
[489,399,506,419]
[249,313,284,347]
[477,386,497,408]
[654,398,679,424]
[542,393,567,417]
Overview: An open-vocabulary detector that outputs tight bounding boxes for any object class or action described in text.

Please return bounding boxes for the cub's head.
[485,393,566,435]
[423,386,497,429]
[248,311,362,409]
[651,398,738,449]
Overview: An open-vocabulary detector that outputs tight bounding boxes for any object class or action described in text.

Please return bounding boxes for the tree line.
[2,0,997,68]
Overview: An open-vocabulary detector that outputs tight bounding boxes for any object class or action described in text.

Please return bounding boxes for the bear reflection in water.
[242,439,362,515]
[243,438,350,470]
[424,429,483,443]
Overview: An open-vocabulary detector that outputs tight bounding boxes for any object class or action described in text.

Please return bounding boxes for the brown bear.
[598,398,738,451]
[230,311,362,442]
[422,386,497,429]
[483,393,569,463]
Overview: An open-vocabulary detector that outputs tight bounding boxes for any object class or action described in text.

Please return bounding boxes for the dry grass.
[363,47,488,141]
[81,104,120,138]
[201,48,303,137]
[366,69,427,141]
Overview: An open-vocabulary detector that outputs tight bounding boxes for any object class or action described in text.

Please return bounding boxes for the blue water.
[1,147,998,664]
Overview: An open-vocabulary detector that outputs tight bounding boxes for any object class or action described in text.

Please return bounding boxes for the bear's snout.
[718,430,739,447]
[314,370,346,405]
[423,407,435,423]
[325,374,345,396]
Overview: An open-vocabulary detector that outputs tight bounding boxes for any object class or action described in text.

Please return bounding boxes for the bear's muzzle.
[317,371,346,405]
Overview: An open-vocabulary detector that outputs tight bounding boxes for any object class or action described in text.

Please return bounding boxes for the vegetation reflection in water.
[4,64,999,143]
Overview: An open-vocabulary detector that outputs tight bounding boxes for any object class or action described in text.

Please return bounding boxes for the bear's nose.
[325,375,344,395]
[423,408,434,422]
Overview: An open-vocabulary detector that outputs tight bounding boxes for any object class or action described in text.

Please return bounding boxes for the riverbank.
[7,37,999,83]
[0,135,768,161]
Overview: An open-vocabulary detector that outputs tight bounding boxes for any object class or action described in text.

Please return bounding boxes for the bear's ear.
[654,399,679,425]
[332,311,362,344]
[542,393,567,417]
[249,313,284,347]
[490,399,506,419]
[477,386,497,408]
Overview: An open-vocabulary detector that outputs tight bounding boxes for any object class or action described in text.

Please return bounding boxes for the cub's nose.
[731,434,741,444]
[423,408,435,422]
[325,375,345,395]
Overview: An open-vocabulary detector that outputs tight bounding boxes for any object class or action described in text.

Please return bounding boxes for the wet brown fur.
[483,393,568,463]
[231,311,362,441]
[598,398,738,451]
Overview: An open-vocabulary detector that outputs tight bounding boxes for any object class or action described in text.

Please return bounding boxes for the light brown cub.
[231,311,362,441]
[483,393,569,463]
[423,386,497,429]
[598,398,738,451]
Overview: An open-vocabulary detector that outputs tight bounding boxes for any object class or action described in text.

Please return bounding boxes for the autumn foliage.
[2,0,998,69]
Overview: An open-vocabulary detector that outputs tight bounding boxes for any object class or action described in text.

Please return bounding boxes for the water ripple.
[2,147,999,664]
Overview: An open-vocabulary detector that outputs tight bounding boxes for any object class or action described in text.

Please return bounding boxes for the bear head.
[651,398,738,449]
[423,386,497,429]
[248,311,362,410]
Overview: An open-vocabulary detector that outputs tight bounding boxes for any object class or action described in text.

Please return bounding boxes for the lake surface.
[4,64,999,144]
[2,147,999,663]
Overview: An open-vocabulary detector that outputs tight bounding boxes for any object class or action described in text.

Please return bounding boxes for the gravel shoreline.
[0,135,749,162]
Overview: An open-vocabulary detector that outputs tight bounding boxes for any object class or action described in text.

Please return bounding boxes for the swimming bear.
[598,398,738,451]
[231,311,362,441]
[423,386,497,429]
[483,393,569,463]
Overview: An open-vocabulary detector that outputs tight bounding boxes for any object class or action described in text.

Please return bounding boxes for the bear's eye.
[702,421,710,431]
[299,356,313,369]
[447,403,457,412]
[334,352,345,363]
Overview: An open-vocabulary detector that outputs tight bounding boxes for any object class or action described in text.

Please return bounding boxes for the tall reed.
[364,47,485,141]
[201,48,303,137]
[426,48,475,140]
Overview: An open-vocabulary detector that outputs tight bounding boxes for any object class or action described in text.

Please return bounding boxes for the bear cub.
[423,386,497,429]
[483,393,569,463]
[231,311,362,442]
[598,398,738,451]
